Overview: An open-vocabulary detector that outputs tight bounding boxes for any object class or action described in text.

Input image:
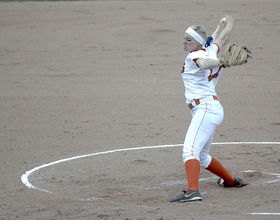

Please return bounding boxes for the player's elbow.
[196,59,213,70]
[197,58,219,70]
[197,59,209,69]
[199,65,209,70]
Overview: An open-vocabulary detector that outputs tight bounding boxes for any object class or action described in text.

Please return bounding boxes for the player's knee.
[200,155,212,169]
[182,151,199,163]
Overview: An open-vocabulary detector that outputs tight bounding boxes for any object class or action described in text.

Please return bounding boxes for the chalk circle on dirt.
[21,142,280,195]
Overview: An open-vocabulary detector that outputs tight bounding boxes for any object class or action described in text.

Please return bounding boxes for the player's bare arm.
[215,15,235,49]
[196,58,220,69]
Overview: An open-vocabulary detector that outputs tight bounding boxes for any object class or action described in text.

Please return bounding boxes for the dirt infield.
[1,1,280,219]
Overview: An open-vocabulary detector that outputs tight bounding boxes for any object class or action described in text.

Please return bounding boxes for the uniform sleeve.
[193,58,198,65]
[189,50,206,63]
[214,43,220,54]
[206,44,220,58]
[183,55,201,73]
[209,43,220,54]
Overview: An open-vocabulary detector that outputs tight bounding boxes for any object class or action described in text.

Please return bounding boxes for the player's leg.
[170,106,211,202]
[170,102,223,203]
[199,131,214,169]
[183,102,225,189]
[198,129,235,185]
[200,104,246,187]
[200,137,245,187]
[206,154,247,187]
[206,157,235,185]
[183,104,220,192]
[182,106,215,192]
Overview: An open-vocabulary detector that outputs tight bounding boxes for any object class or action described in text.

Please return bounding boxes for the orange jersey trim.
[208,66,222,81]
[191,49,206,66]
[214,43,220,54]
[192,49,206,53]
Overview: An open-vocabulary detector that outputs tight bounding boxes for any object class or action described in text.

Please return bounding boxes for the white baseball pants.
[182,100,224,168]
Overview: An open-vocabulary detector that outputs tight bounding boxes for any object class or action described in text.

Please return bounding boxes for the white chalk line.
[243,170,280,186]
[21,143,183,191]
[21,141,280,191]
[21,141,280,215]
[246,213,280,215]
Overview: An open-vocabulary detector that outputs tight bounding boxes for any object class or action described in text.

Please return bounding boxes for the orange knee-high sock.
[184,159,200,191]
[206,157,235,185]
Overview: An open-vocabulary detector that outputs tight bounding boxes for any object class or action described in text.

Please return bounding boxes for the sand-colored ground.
[1,1,280,219]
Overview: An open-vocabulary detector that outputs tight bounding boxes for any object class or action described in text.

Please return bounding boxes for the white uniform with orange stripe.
[181,43,224,168]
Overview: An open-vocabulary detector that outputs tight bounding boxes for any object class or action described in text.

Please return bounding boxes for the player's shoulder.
[208,43,220,54]
[188,49,207,59]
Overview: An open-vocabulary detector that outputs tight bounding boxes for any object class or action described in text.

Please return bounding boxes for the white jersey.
[181,43,222,104]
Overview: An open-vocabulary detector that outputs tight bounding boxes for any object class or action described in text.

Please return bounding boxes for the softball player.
[170,15,246,203]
